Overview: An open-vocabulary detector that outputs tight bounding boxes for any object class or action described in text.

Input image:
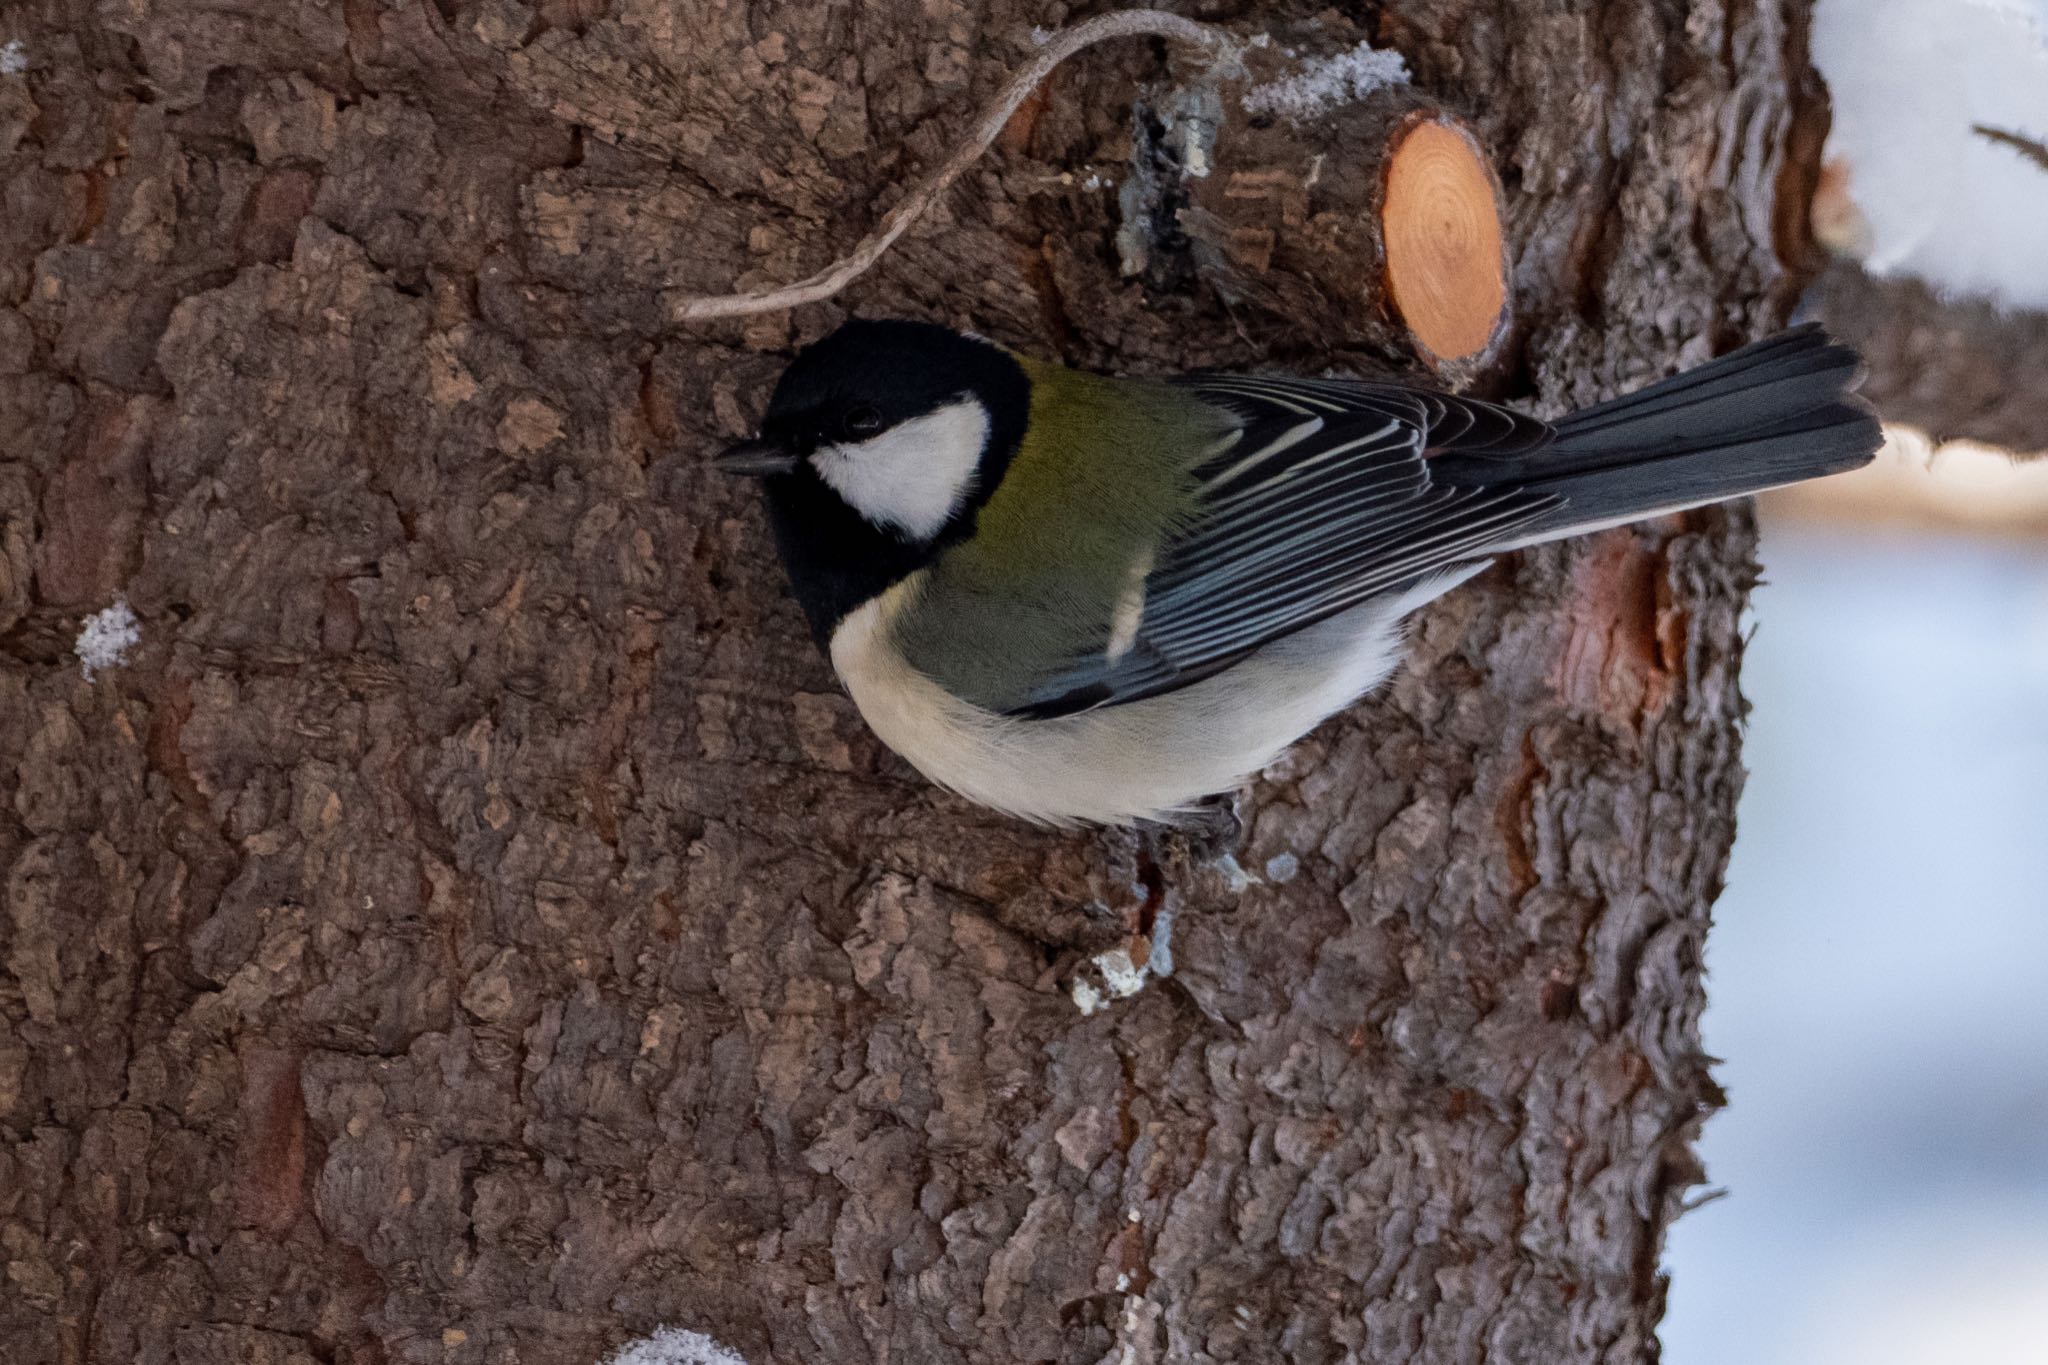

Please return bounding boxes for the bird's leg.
[1175,791,1246,865]
[1136,791,1245,870]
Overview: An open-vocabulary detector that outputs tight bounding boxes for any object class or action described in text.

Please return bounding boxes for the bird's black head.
[716,318,1032,647]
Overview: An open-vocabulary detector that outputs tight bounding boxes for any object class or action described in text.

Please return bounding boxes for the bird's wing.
[1007,375,1564,718]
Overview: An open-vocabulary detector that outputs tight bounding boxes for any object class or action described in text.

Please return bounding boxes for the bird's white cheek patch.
[812,397,989,541]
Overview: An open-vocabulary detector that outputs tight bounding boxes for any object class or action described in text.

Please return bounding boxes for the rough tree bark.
[1813,261,2048,456]
[2,2,1828,1362]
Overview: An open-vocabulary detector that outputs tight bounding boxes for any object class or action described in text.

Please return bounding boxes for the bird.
[715,319,1880,827]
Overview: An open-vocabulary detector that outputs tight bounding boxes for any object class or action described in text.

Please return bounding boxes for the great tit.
[716,320,1879,826]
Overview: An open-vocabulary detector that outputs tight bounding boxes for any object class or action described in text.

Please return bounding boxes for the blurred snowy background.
[1662,524,2048,1365]
[1662,2,2048,1362]
[1811,0,2048,309]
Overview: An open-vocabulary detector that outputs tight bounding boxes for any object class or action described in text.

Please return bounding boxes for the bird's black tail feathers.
[1448,325,1883,544]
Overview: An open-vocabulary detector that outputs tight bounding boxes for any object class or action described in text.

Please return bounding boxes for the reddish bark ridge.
[3,3,1825,1362]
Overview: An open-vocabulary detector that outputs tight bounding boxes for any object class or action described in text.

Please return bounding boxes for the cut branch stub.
[1381,114,1509,368]
[1182,80,1511,379]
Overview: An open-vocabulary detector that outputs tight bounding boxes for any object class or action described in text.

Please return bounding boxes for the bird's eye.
[841,405,886,440]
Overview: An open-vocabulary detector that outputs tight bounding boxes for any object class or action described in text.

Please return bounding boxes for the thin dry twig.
[1971,122,2048,176]
[669,8,1226,322]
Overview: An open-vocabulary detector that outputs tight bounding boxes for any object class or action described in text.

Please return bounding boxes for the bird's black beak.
[714,437,798,478]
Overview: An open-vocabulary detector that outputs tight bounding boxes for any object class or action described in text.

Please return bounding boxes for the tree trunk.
[2,2,1826,1362]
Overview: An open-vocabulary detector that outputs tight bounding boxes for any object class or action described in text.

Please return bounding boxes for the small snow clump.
[1146,909,1176,978]
[1070,920,1178,1015]
[1094,945,1148,999]
[76,598,141,681]
[601,1327,747,1365]
[0,40,28,75]
[1242,42,1409,123]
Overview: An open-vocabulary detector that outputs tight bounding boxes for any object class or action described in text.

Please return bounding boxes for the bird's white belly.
[827,572,1476,826]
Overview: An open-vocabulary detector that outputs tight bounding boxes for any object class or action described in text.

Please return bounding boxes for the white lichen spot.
[1264,852,1300,883]
[601,1327,748,1365]
[1115,1272,1132,1292]
[1212,852,1251,895]
[1031,25,1054,45]
[1242,41,1409,123]
[76,598,140,681]
[1070,978,1105,1016]
[0,40,27,76]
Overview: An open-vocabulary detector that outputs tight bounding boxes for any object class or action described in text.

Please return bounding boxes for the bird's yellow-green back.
[888,358,1226,713]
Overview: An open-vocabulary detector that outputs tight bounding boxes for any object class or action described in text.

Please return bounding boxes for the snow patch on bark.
[1243,42,1409,123]
[1096,945,1148,997]
[0,40,28,75]
[601,1328,747,1365]
[1069,914,1175,1013]
[76,599,140,680]
[1815,0,2048,308]
[1147,909,1176,977]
